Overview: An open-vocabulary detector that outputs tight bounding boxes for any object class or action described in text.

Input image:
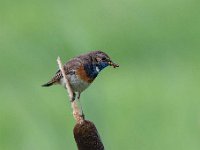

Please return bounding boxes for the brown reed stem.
[57,56,84,124]
[56,56,104,150]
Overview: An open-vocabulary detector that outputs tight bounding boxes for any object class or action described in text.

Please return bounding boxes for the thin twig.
[57,56,84,124]
[57,56,73,100]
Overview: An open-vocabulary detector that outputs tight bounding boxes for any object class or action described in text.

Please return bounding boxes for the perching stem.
[56,56,104,149]
[57,56,73,100]
[57,56,84,124]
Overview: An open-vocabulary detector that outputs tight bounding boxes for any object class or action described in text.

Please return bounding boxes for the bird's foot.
[70,99,75,102]
[70,92,76,102]
[80,113,85,120]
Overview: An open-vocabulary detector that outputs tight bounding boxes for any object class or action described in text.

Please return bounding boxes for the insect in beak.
[108,61,119,68]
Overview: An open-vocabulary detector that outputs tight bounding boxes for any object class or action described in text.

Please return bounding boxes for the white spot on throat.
[96,66,100,73]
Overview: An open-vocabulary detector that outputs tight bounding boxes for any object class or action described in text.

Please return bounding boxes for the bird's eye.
[102,57,106,61]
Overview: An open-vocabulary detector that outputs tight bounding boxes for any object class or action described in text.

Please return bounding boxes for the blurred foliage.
[0,0,200,150]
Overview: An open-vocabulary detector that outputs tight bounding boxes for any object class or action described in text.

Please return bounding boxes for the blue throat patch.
[97,62,109,70]
[84,62,109,79]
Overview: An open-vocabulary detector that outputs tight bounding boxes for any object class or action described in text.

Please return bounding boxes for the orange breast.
[76,66,94,83]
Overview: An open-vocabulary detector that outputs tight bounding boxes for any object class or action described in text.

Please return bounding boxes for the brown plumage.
[42,50,119,101]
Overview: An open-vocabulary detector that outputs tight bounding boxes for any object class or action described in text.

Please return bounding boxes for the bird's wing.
[42,56,89,87]
[55,58,83,79]
[52,54,92,82]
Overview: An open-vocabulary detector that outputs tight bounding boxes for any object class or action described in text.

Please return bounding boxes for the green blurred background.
[0,0,200,149]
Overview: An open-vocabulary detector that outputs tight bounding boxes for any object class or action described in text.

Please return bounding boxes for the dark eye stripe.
[102,57,106,61]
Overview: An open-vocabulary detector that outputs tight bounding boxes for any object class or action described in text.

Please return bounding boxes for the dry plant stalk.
[57,56,104,149]
[57,56,84,124]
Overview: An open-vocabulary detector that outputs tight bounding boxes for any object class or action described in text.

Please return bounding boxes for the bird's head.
[91,50,119,71]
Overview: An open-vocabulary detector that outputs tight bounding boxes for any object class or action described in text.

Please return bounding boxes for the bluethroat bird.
[42,50,119,102]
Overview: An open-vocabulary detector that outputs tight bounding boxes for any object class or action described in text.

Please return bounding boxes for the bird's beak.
[108,61,119,68]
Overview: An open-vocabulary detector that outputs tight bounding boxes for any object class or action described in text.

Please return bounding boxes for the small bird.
[42,50,119,102]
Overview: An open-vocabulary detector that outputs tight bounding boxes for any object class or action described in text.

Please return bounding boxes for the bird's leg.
[70,92,76,102]
[77,92,81,99]
[77,92,85,119]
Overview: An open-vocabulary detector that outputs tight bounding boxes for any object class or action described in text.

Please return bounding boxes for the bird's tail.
[42,80,55,87]
[42,70,61,87]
